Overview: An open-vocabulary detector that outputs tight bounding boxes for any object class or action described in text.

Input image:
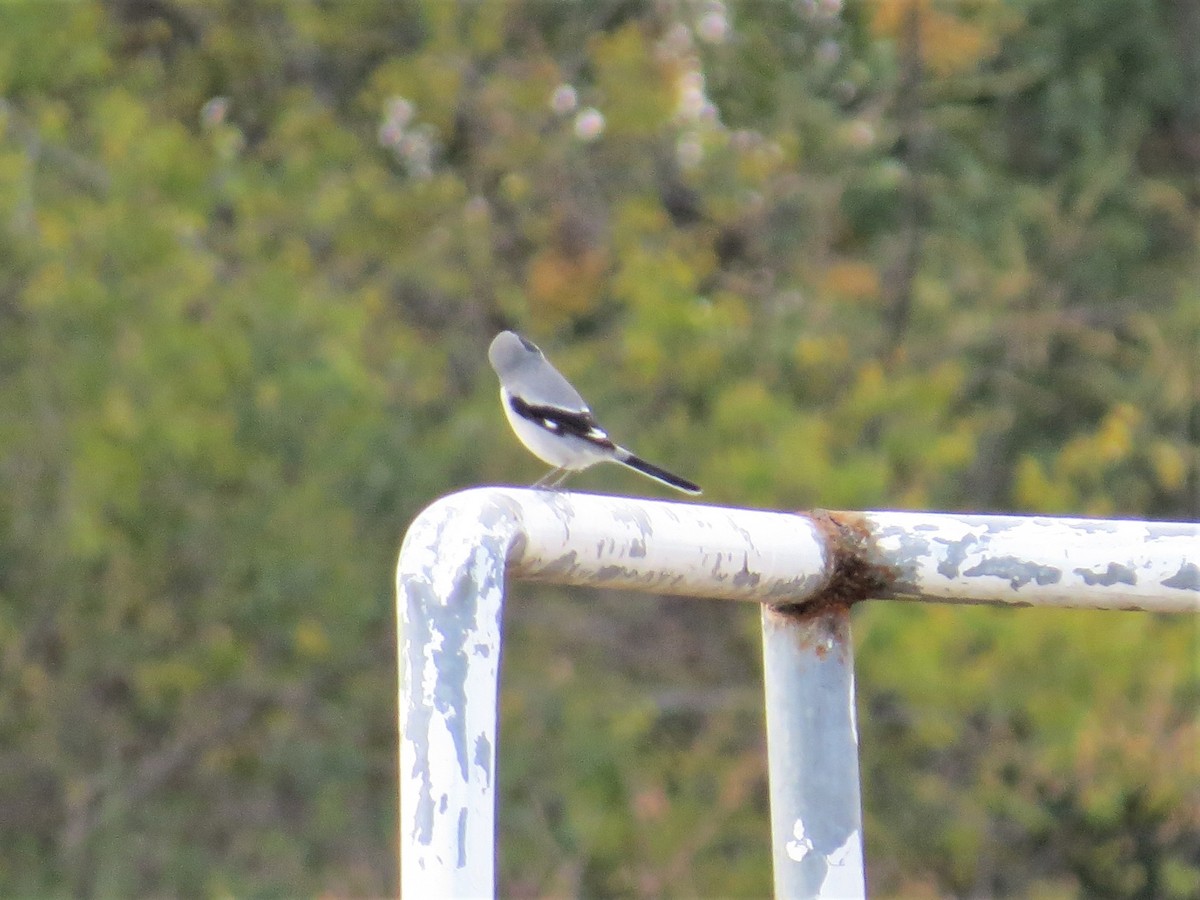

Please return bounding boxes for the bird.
[487,331,701,494]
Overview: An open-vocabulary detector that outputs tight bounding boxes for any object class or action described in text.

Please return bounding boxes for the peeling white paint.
[870,512,1198,612]
[786,818,815,862]
[823,829,865,898]
[511,489,830,601]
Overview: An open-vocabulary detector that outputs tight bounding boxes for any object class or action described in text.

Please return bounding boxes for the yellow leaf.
[868,0,998,77]
[527,247,608,318]
[821,260,881,303]
[1149,441,1187,491]
[294,619,331,659]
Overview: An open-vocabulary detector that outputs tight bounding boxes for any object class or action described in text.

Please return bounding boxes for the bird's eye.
[518,336,540,354]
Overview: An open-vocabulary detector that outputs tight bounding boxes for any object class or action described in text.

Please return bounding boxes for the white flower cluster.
[694,1,729,45]
[548,83,605,143]
[795,0,843,18]
[657,4,729,171]
[200,96,229,128]
[378,96,438,180]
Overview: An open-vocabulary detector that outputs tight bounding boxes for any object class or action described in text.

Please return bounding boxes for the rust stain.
[768,509,900,622]
[765,602,852,659]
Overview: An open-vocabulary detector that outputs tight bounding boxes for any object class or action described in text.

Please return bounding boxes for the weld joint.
[770,510,896,617]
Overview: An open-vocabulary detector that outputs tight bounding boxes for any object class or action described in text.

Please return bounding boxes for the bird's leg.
[547,468,573,488]
[532,467,564,489]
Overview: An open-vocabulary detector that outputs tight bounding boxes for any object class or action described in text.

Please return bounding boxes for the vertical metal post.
[762,604,865,899]
[397,500,512,898]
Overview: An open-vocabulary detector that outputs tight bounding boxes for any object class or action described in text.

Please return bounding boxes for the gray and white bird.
[487,331,701,494]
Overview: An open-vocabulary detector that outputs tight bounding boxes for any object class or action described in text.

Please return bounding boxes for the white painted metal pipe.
[397,488,830,898]
[397,489,1199,898]
[862,511,1199,613]
[762,605,865,900]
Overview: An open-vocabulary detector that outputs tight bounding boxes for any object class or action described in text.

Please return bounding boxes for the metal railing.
[396,488,1198,898]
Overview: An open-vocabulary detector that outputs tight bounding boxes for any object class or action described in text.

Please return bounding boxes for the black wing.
[508,395,616,449]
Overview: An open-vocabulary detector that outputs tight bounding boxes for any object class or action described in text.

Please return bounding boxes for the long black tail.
[615,449,702,495]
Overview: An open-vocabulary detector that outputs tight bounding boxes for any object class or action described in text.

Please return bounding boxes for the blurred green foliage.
[0,0,1196,896]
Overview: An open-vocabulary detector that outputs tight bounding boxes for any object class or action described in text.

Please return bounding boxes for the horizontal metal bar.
[857,511,1198,613]
[411,487,834,603]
